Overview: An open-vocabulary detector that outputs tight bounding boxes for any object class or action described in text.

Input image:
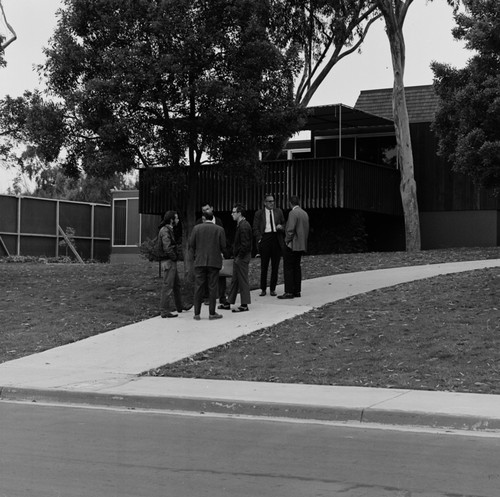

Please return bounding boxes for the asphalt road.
[1,401,500,497]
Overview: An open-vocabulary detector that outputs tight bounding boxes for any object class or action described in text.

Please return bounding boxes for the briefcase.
[219,259,233,277]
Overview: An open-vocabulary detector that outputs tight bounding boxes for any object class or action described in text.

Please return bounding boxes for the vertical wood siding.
[139,157,402,216]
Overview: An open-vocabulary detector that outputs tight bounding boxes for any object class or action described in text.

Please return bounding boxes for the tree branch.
[396,0,414,29]
[130,143,149,168]
[0,1,17,50]
[296,2,381,105]
[299,11,382,107]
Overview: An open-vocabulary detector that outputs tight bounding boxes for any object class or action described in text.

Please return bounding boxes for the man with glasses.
[252,193,285,296]
[227,203,252,312]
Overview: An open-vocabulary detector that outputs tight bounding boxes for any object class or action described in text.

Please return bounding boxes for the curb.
[3,386,500,433]
[360,408,500,432]
[0,386,363,422]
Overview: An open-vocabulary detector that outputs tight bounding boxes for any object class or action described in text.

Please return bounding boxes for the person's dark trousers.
[160,260,182,313]
[228,255,251,306]
[202,276,227,303]
[283,248,304,295]
[259,233,282,292]
[194,266,220,315]
[218,276,228,303]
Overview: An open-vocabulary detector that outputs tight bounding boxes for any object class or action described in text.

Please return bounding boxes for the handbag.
[219,258,233,277]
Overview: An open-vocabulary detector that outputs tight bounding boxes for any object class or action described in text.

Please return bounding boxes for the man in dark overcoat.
[189,212,226,320]
[227,203,252,312]
[196,201,230,309]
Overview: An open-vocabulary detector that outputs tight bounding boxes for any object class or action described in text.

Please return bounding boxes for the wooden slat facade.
[355,87,500,212]
[139,157,402,216]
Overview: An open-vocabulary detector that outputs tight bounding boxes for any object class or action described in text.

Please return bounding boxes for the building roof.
[302,104,393,133]
[354,85,439,123]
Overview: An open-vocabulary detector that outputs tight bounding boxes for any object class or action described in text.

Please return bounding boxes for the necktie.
[269,209,275,232]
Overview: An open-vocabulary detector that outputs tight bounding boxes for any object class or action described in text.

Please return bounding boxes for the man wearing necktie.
[252,193,285,296]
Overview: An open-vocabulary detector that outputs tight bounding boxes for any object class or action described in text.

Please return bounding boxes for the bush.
[0,255,85,264]
[139,237,163,262]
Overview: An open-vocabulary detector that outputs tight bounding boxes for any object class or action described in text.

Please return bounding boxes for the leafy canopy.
[432,0,500,190]
[37,0,304,179]
[0,91,66,177]
[0,91,135,202]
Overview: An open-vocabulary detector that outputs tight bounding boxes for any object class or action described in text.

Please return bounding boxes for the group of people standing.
[158,194,309,320]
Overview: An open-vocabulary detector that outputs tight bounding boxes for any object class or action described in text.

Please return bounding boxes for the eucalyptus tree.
[373,0,421,251]
[370,0,459,251]
[272,0,432,251]
[288,0,459,251]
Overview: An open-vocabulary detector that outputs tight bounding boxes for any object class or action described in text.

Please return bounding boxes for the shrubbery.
[0,256,97,264]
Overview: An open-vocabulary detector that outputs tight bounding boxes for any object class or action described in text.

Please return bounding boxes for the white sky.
[0,0,472,193]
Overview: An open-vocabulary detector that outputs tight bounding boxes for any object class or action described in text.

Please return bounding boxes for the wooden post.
[57,225,84,263]
[0,235,10,256]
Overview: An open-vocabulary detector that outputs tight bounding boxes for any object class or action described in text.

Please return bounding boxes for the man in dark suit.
[189,212,226,320]
[278,195,309,299]
[227,203,252,312]
[253,193,285,297]
[196,201,230,309]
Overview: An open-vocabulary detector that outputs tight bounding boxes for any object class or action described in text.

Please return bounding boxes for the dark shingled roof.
[303,104,393,132]
[354,85,438,123]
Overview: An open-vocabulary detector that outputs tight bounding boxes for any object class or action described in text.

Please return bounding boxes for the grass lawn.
[1,247,499,394]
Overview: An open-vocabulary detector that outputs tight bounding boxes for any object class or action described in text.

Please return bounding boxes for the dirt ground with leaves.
[1,247,499,394]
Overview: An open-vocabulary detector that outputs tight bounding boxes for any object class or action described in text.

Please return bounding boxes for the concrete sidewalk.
[1,259,500,432]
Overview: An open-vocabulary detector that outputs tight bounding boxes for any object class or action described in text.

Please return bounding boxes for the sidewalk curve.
[1,259,500,432]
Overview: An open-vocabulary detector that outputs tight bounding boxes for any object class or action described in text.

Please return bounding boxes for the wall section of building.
[111,190,161,263]
[420,210,499,249]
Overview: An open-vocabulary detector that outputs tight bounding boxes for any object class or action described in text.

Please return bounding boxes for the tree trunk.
[393,76,421,251]
[385,20,421,251]
[180,167,198,282]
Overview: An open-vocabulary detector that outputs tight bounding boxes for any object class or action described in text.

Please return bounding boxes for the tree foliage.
[0,91,66,178]
[5,164,135,203]
[270,0,381,107]
[37,0,304,181]
[33,168,135,203]
[432,0,500,190]
[0,91,135,203]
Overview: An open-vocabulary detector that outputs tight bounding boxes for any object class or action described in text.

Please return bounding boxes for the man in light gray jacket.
[278,196,309,300]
